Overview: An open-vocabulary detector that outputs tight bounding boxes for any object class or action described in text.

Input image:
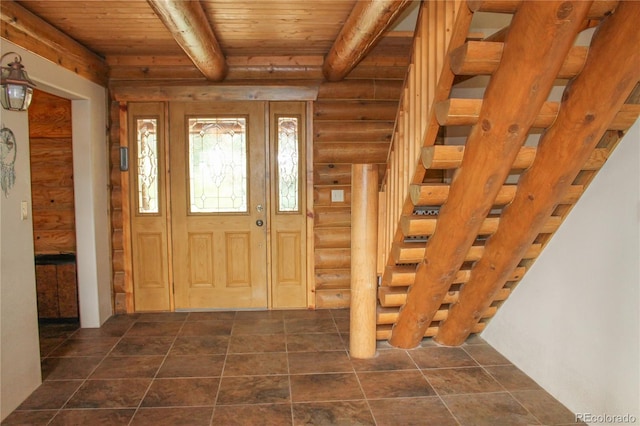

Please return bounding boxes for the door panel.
[129,103,171,311]
[170,102,268,309]
[269,102,307,308]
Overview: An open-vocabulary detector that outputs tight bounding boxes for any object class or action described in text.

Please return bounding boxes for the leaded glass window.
[188,117,247,213]
[136,118,159,214]
[277,116,299,212]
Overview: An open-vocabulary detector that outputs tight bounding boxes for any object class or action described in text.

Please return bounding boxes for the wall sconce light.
[1,52,36,111]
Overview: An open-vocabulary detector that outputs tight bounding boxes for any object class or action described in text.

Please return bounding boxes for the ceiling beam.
[435,0,640,346]
[146,0,227,81]
[388,1,593,349]
[322,0,412,82]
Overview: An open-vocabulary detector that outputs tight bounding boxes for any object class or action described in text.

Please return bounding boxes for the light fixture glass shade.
[0,54,36,111]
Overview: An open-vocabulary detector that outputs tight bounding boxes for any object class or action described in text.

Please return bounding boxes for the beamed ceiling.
[2,0,419,85]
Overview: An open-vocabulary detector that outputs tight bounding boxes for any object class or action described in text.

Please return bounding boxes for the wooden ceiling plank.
[146,0,227,81]
[388,1,593,349]
[436,0,640,346]
[322,0,412,81]
[0,0,108,86]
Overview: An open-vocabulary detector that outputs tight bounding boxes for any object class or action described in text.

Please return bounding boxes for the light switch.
[21,200,28,220]
[331,189,344,203]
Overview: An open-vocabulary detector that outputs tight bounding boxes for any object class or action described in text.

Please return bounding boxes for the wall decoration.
[1,126,17,197]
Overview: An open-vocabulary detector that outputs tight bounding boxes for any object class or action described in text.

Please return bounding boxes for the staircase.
[377,0,640,345]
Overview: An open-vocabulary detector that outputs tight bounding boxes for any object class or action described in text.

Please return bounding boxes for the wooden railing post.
[350,164,378,359]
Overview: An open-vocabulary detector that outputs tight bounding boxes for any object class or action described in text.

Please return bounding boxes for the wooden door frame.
[118,93,316,312]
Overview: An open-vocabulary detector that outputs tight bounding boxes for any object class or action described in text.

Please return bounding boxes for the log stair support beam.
[146,0,227,81]
[422,145,611,171]
[323,0,412,82]
[409,183,584,207]
[377,322,485,341]
[379,286,511,309]
[467,0,618,19]
[378,306,499,324]
[389,1,593,349]
[382,265,526,288]
[450,42,588,79]
[435,0,640,346]
[400,214,562,238]
[436,99,640,130]
[391,242,542,265]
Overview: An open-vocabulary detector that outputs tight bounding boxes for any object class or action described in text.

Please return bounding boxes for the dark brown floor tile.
[169,335,229,355]
[511,389,578,425]
[125,321,183,337]
[141,378,220,407]
[369,397,458,426]
[235,310,285,320]
[423,367,504,395]
[130,407,214,426]
[213,404,293,426]
[286,333,345,352]
[351,349,417,371]
[463,333,487,345]
[463,344,511,366]
[156,354,225,378]
[290,373,364,402]
[186,311,236,321]
[39,337,66,357]
[485,365,542,391]
[330,308,350,318]
[288,350,352,374]
[1,410,57,425]
[65,379,151,408]
[71,324,130,338]
[282,310,333,319]
[18,380,81,410]
[38,322,79,339]
[90,356,164,379]
[111,336,174,356]
[49,409,135,425]
[217,376,290,405]
[41,356,103,380]
[49,338,119,357]
[232,319,284,335]
[228,334,286,353]
[409,346,478,369]
[135,312,188,322]
[293,401,375,426]
[443,392,540,426]
[179,320,233,336]
[357,370,436,399]
[333,317,350,334]
[285,318,337,334]
[223,352,288,376]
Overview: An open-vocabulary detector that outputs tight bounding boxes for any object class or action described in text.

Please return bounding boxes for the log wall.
[313,35,410,308]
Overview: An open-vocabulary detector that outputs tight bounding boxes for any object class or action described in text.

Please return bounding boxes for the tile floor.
[2,310,584,425]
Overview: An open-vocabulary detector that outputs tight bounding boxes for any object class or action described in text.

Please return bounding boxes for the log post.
[350,164,378,359]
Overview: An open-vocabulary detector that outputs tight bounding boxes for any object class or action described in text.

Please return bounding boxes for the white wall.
[483,120,640,422]
[0,39,111,419]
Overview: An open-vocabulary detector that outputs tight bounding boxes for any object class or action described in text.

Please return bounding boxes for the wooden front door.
[170,102,268,309]
[128,101,307,311]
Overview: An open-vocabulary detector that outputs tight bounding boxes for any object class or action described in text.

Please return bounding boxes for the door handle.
[256,219,264,227]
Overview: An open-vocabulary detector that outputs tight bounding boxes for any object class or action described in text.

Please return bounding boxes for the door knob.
[256,219,264,227]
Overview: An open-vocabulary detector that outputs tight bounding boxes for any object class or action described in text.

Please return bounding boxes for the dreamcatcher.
[0,126,17,197]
